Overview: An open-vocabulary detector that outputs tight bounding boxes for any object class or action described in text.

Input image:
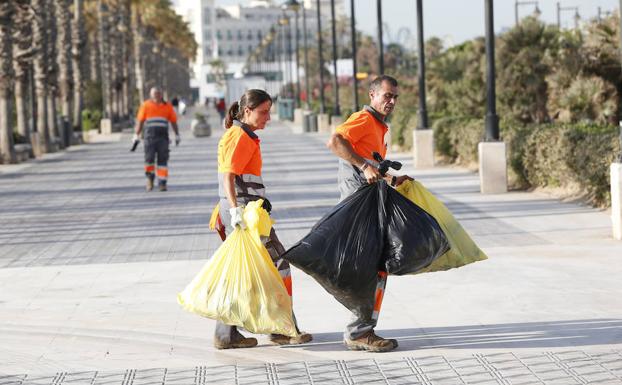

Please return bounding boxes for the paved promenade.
[1,109,622,384]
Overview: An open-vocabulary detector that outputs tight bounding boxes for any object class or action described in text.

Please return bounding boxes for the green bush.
[435,117,620,207]
[432,116,483,166]
[81,109,102,132]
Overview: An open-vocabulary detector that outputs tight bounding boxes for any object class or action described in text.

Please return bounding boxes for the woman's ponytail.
[224,101,239,129]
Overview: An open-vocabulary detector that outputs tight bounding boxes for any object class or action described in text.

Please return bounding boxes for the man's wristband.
[391,176,397,187]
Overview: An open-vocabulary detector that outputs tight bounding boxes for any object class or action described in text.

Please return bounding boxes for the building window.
[203,8,211,25]
[238,46,244,56]
[216,30,223,40]
[227,30,233,40]
[257,31,263,40]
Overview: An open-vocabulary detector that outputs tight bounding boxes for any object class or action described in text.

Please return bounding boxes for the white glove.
[229,206,246,229]
[132,133,140,144]
[175,134,181,146]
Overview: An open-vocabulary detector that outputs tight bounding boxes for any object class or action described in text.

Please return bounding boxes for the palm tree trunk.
[71,0,85,133]
[0,1,16,163]
[98,0,112,120]
[131,3,144,102]
[32,0,50,153]
[12,0,34,142]
[87,34,99,83]
[46,0,60,145]
[56,0,73,146]
[121,0,131,118]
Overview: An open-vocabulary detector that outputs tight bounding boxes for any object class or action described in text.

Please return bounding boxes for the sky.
[215,0,620,48]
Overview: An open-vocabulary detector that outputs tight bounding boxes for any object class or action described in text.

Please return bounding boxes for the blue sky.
[217,0,620,48]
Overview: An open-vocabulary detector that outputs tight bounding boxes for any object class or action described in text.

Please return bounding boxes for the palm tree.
[46,0,60,145]
[130,1,145,102]
[97,0,112,120]
[55,0,73,144]
[0,1,16,163]
[12,0,35,143]
[31,0,50,153]
[71,0,85,133]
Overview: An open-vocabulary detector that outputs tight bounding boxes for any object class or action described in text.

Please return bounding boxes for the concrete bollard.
[318,113,331,133]
[100,118,113,135]
[293,108,304,126]
[413,129,435,168]
[478,141,507,194]
[611,163,622,240]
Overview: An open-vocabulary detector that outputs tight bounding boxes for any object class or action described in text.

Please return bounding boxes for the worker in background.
[133,87,180,192]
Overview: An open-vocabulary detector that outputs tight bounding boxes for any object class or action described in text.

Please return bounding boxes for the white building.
[173,0,344,104]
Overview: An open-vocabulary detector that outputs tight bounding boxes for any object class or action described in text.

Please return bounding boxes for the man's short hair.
[369,75,398,93]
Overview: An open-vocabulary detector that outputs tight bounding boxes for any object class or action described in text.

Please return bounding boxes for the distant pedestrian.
[133,87,180,192]
[216,98,226,122]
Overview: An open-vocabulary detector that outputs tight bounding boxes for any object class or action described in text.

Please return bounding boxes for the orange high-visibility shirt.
[335,109,388,160]
[136,100,177,123]
[217,125,262,176]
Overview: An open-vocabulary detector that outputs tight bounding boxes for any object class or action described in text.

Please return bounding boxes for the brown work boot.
[269,332,313,345]
[146,178,154,191]
[214,331,258,350]
[159,183,167,192]
[344,331,398,352]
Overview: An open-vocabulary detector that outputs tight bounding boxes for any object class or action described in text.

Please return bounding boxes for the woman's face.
[243,100,272,130]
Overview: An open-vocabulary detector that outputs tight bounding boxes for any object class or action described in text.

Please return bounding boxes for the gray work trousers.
[214,199,300,343]
[338,158,388,340]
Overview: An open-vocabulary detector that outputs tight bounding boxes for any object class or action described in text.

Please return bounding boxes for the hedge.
[430,118,621,207]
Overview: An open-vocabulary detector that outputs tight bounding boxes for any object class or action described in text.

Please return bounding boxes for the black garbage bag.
[282,180,449,320]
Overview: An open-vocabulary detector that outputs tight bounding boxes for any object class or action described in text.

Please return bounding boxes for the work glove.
[175,134,181,146]
[130,134,140,152]
[261,198,272,213]
[229,206,246,229]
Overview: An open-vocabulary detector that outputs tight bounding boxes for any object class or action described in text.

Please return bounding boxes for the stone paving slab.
[2,350,622,384]
[1,111,622,382]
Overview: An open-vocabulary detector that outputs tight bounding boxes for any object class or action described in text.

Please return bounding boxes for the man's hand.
[392,175,414,187]
[229,206,246,229]
[362,164,382,184]
[175,134,181,146]
[130,134,140,152]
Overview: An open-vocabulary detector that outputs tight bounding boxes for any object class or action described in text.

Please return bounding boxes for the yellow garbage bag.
[177,200,297,337]
[396,180,488,274]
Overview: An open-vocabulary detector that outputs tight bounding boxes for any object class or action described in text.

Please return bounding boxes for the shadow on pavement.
[285,319,622,352]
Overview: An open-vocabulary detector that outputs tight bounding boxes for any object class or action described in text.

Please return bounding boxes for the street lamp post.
[416,0,428,130]
[485,0,499,141]
[479,0,507,194]
[302,4,311,109]
[291,6,301,108]
[330,0,340,116]
[279,14,291,98]
[350,0,358,111]
[316,0,326,114]
[514,1,541,26]
[376,0,384,74]
[556,2,580,29]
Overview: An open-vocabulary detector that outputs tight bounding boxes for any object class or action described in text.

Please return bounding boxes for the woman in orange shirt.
[214,89,312,349]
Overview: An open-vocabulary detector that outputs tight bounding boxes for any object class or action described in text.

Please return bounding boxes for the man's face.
[369,81,399,116]
[150,89,163,103]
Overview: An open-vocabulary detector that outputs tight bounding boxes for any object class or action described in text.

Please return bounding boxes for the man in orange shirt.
[326,75,412,352]
[133,87,180,191]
